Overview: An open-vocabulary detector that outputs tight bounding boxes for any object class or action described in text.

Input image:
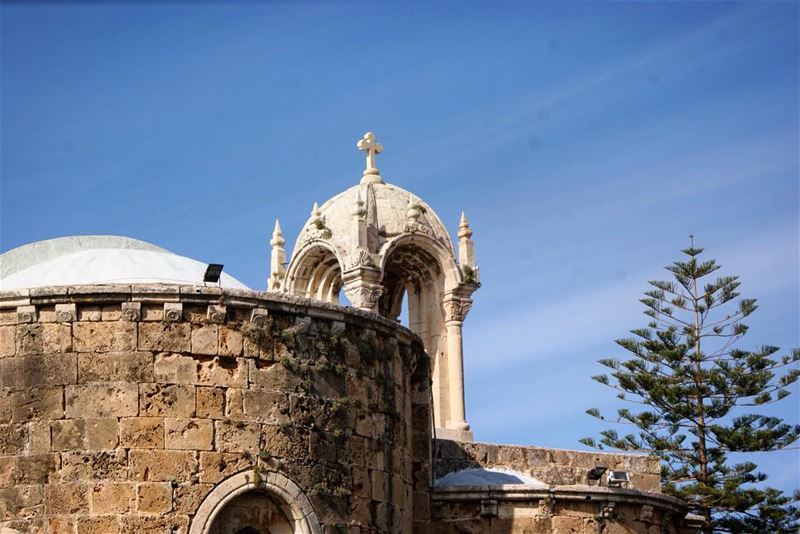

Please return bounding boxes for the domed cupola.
[269,132,479,441]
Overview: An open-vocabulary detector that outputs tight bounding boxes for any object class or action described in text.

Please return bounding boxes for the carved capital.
[17,305,37,324]
[343,284,383,311]
[443,296,473,323]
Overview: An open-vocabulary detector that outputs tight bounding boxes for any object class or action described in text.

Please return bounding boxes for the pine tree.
[581,243,800,533]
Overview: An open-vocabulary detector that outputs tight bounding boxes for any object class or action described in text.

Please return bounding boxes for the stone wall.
[433,440,661,492]
[0,286,432,534]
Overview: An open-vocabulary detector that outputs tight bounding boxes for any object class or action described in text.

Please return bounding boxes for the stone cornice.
[432,484,690,515]
[0,283,423,347]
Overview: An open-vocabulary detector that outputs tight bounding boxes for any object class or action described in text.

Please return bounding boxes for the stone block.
[138,321,190,352]
[0,424,26,455]
[136,482,173,514]
[11,454,57,485]
[0,484,44,520]
[77,351,153,382]
[0,353,77,387]
[141,304,163,321]
[119,515,189,534]
[154,352,197,384]
[207,304,226,323]
[60,450,127,482]
[163,302,183,322]
[86,418,119,449]
[51,419,86,451]
[224,388,244,418]
[90,482,134,513]
[371,470,389,501]
[218,325,243,356]
[214,419,260,453]
[36,306,56,322]
[173,482,212,514]
[73,322,136,352]
[65,383,138,418]
[11,386,63,422]
[0,456,12,487]
[101,305,123,321]
[0,327,14,357]
[242,389,288,424]
[0,390,10,424]
[121,301,141,321]
[43,483,88,515]
[196,386,224,418]
[120,417,164,449]
[262,424,308,460]
[46,517,76,534]
[16,305,37,324]
[129,449,197,482]
[54,303,77,322]
[191,325,219,355]
[139,383,195,417]
[77,305,102,322]
[76,515,120,534]
[165,418,213,450]
[199,451,251,484]
[16,323,71,356]
[197,356,246,387]
[248,359,300,391]
[27,420,50,453]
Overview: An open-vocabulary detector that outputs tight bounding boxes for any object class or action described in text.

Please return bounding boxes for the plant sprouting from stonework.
[581,244,800,533]
[242,316,274,349]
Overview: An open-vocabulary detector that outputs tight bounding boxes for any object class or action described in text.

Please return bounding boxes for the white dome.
[293,181,455,259]
[0,236,249,291]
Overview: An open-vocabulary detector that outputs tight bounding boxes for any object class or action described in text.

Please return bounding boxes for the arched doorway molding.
[189,470,322,534]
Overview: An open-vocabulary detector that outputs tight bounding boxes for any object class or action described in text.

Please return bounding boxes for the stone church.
[0,133,702,533]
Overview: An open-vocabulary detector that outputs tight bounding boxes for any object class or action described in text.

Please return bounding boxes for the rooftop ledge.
[0,283,421,344]
[432,483,690,514]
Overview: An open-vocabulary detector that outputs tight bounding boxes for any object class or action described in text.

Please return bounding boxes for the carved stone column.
[443,294,473,438]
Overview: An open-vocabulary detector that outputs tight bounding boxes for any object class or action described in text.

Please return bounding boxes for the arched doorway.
[189,471,322,534]
[208,491,293,534]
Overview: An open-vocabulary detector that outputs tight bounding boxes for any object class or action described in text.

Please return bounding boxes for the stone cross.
[357,132,383,176]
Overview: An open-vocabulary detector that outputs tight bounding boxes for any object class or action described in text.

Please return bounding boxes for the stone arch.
[377,233,466,431]
[189,470,322,534]
[379,233,462,293]
[284,242,344,303]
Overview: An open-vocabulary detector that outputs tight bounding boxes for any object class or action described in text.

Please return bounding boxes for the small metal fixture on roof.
[587,466,607,481]
[607,470,630,487]
[203,263,224,284]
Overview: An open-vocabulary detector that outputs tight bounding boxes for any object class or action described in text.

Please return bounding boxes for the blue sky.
[2,2,798,492]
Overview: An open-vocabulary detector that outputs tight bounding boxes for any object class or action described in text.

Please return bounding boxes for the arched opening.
[379,242,449,425]
[190,471,322,534]
[286,245,342,303]
[209,491,292,534]
[378,243,442,322]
